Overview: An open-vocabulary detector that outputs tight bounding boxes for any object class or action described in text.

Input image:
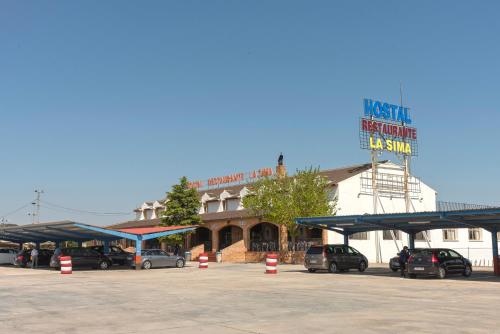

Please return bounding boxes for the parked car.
[14,249,53,267]
[50,247,112,270]
[304,244,369,273]
[89,245,132,266]
[0,248,17,265]
[130,249,185,270]
[407,248,472,279]
[389,248,423,272]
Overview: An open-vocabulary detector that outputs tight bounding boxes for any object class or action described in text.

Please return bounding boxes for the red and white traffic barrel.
[265,253,278,274]
[60,256,72,275]
[199,252,208,269]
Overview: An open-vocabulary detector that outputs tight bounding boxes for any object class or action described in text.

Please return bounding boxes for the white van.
[0,248,17,265]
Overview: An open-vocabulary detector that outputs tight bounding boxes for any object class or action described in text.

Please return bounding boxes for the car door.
[332,246,347,269]
[447,250,465,273]
[437,249,457,272]
[158,250,173,267]
[145,250,157,267]
[345,246,362,269]
[65,249,80,267]
[111,246,126,263]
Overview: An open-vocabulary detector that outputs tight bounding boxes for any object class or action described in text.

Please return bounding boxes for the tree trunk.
[279,224,288,261]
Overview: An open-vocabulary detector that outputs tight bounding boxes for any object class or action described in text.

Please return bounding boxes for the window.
[448,250,462,259]
[225,198,240,211]
[437,250,448,259]
[415,231,431,241]
[333,246,344,255]
[205,201,219,213]
[443,229,458,241]
[346,246,360,255]
[468,228,482,241]
[383,230,401,240]
[306,246,324,255]
[349,232,369,240]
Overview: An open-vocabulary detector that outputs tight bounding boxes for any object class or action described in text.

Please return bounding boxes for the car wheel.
[390,267,398,272]
[328,262,339,273]
[142,260,152,270]
[463,265,472,277]
[307,268,316,273]
[98,261,110,270]
[358,261,367,272]
[176,259,185,268]
[437,267,446,279]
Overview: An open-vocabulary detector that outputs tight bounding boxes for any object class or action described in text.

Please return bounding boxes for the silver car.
[131,249,185,270]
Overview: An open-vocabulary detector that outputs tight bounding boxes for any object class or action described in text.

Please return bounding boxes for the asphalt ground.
[1,263,499,334]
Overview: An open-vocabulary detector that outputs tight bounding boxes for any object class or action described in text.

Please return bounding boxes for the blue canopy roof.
[296,208,500,235]
[0,220,195,243]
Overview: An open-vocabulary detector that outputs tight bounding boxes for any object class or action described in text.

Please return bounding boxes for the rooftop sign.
[360,98,418,156]
[188,167,274,190]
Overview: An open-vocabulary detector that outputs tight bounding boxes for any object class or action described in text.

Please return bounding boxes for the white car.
[0,248,17,265]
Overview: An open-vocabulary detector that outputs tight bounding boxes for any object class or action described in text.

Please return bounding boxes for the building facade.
[116,161,495,265]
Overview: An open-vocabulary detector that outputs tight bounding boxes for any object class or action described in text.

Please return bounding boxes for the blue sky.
[1,1,499,226]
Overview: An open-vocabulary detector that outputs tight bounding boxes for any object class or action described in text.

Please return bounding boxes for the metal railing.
[436,201,496,212]
[288,239,322,252]
[250,241,279,252]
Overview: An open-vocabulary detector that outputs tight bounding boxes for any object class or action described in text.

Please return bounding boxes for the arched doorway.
[218,225,243,250]
[250,222,279,252]
[192,227,212,252]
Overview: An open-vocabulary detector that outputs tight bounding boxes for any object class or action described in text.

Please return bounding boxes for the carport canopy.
[0,221,196,270]
[296,207,500,275]
[0,220,195,244]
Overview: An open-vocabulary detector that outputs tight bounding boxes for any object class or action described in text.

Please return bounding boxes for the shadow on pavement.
[282,266,500,283]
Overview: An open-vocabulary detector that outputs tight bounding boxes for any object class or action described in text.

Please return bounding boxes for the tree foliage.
[159,176,201,245]
[242,167,335,245]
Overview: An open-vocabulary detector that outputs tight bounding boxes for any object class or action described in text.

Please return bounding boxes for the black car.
[14,249,53,267]
[304,244,369,273]
[389,248,423,272]
[50,247,112,270]
[89,245,132,266]
[407,248,472,279]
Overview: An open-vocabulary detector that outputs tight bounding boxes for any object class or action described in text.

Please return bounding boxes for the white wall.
[328,162,498,265]
[328,161,438,263]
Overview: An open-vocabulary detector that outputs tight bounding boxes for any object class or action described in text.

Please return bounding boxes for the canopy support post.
[343,233,349,246]
[408,232,415,250]
[135,236,142,270]
[492,227,499,276]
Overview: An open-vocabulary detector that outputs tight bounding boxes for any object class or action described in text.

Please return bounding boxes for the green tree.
[159,176,201,246]
[242,167,335,252]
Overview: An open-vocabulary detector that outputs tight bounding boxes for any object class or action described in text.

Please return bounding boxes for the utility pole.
[34,189,44,224]
[400,84,411,214]
[370,115,382,263]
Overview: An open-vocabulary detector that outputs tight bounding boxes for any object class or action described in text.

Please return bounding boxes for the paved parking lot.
[1,263,500,334]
